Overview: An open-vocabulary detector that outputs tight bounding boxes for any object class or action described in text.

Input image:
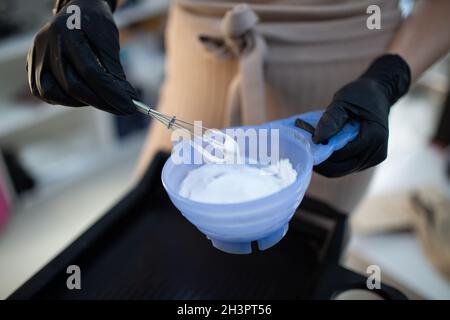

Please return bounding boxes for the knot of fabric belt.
[198,4,267,126]
[199,4,260,58]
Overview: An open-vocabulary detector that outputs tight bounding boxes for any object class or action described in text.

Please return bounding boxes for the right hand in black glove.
[312,54,411,177]
[27,0,137,115]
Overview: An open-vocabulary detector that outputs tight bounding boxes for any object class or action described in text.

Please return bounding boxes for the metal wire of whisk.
[133,100,237,162]
[134,100,214,139]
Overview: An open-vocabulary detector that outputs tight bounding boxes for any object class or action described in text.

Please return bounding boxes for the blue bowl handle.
[267,111,360,165]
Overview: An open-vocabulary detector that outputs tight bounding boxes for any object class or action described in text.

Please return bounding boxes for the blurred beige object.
[351,191,415,235]
[351,186,450,281]
[410,187,450,281]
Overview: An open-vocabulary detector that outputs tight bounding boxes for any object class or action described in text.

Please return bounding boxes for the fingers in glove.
[38,70,86,106]
[325,121,376,162]
[334,121,388,166]
[86,26,139,101]
[312,102,349,144]
[46,39,122,113]
[361,139,388,170]
[28,33,85,107]
[27,45,40,98]
[62,29,136,114]
[315,122,389,177]
[84,19,125,79]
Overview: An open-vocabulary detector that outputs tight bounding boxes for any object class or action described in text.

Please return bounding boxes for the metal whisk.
[133,100,238,163]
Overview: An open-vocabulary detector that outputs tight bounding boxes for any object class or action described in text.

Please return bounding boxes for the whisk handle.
[133,100,153,116]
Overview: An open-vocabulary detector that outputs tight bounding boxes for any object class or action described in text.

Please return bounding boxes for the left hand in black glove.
[312,54,411,178]
[27,0,137,115]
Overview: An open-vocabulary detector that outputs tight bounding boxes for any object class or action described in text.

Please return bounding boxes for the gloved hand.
[312,54,411,177]
[27,0,138,115]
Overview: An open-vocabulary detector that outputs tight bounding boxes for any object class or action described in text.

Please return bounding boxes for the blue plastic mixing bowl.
[161,111,359,254]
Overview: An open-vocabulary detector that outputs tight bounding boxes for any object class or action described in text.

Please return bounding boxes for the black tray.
[9,152,406,300]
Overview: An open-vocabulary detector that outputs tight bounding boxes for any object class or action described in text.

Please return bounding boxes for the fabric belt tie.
[199,4,267,126]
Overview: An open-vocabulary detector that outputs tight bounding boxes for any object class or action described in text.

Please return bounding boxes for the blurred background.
[0,0,449,299]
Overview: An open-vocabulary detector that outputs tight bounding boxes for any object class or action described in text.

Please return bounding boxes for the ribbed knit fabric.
[137,0,402,213]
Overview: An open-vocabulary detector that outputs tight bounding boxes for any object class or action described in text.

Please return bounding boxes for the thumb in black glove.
[27,0,137,115]
[312,54,411,177]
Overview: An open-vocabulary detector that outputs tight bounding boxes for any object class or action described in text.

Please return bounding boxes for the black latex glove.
[27,0,137,115]
[312,54,411,177]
